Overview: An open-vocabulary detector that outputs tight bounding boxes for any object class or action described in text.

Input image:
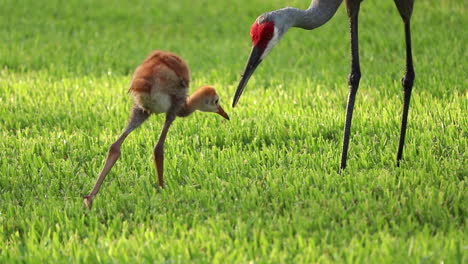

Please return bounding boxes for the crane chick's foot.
[83,195,94,209]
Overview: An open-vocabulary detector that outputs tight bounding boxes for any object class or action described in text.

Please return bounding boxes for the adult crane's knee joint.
[401,69,415,92]
[348,71,361,88]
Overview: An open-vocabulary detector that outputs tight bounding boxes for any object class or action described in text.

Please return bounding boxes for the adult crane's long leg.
[341,0,362,170]
[395,0,415,166]
[153,113,176,188]
[83,106,150,209]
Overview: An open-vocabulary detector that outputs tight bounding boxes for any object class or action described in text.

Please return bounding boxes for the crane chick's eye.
[215,99,219,104]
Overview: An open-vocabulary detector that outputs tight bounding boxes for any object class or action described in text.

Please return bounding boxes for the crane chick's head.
[190,86,229,120]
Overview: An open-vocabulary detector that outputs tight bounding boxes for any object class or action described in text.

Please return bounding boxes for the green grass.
[0,0,466,262]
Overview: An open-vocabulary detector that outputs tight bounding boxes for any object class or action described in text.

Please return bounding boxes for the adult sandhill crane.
[83,50,229,209]
[232,0,415,170]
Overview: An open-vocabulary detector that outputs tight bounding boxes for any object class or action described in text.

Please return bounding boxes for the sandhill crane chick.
[83,50,229,209]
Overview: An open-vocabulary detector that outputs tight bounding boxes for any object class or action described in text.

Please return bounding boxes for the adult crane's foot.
[83,195,93,209]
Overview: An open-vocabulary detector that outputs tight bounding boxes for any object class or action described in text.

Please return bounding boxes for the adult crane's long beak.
[232,45,263,107]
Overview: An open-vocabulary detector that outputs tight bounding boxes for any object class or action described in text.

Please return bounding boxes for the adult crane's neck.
[283,0,343,30]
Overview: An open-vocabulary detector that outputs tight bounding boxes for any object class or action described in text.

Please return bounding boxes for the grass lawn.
[0,0,466,262]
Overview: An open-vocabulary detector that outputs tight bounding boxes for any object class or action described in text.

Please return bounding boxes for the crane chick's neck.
[176,96,198,117]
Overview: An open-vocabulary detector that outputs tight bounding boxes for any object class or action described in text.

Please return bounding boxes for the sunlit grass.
[0,0,466,263]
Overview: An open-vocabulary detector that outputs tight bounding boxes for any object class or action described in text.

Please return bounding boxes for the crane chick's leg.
[394,0,415,166]
[341,0,362,170]
[83,106,150,209]
[153,113,176,188]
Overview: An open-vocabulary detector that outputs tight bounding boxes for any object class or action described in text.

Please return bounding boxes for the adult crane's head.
[232,11,291,107]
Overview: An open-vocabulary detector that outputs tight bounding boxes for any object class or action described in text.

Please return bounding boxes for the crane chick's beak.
[216,105,230,120]
[232,45,263,107]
